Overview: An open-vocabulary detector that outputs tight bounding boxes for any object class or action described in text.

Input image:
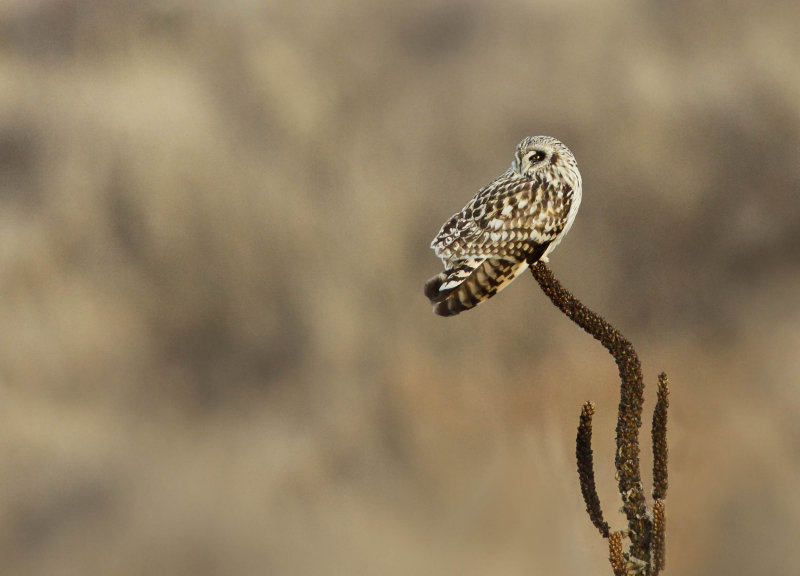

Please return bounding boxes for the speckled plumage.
[425,136,582,316]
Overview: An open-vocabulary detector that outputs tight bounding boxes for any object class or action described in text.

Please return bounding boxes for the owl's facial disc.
[519,147,551,176]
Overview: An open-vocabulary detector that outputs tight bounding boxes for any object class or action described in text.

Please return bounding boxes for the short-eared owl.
[424,136,582,316]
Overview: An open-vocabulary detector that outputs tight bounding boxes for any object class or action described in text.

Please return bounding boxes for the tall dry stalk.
[530,262,669,575]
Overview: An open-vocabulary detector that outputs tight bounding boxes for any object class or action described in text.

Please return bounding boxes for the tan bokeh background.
[1,0,799,574]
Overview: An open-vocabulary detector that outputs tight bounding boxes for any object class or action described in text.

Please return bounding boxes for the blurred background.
[1,0,799,574]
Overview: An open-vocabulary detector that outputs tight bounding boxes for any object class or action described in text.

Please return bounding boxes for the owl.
[424,136,582,317]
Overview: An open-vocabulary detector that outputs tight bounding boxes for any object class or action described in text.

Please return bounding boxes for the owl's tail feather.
[424,258,528,317]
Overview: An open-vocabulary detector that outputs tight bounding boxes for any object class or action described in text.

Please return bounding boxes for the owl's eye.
[528,151,545,163]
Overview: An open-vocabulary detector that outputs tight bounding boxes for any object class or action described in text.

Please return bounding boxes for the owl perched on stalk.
[425,136,582,317]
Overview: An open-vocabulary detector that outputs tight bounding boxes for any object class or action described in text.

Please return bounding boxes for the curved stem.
[529,262,649,563]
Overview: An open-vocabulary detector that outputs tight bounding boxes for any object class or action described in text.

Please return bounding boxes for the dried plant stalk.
[608,531,627,576]
[652,373,670,501]
[530,262,670,574]
[576,401,611,537]
[652,499,666,575]
[530,263,648,558]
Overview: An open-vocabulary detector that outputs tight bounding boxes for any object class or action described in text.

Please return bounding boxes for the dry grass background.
[1,0,799,574]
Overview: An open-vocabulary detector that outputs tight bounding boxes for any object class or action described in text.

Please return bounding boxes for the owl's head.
[511,136,578,181]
